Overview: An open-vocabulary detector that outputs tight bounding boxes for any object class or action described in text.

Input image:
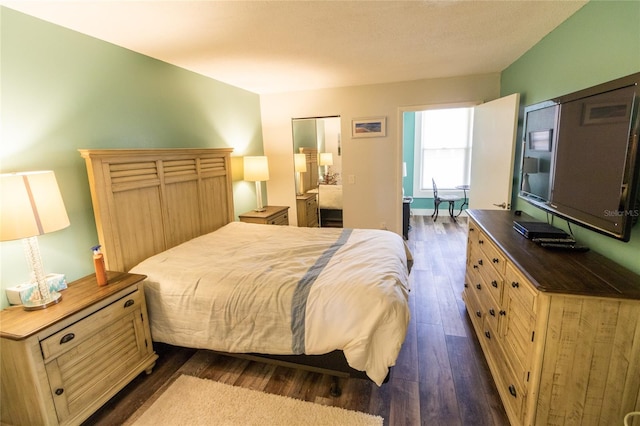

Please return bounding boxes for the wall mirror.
[291,116,342,227]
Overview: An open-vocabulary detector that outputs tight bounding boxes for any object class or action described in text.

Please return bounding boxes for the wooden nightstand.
[239,205,289,225]
[296,193,319,227]
[0,271,158,426]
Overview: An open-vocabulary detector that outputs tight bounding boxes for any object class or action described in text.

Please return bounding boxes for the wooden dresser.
[0,272,158,426]
[463,210,640,426]
[239,205,289,225]
[296,193,319,227]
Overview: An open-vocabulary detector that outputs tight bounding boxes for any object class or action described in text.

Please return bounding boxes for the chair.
[432,178,462,222]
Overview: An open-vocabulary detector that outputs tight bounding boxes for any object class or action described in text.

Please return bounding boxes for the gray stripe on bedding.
[291,228,353,354]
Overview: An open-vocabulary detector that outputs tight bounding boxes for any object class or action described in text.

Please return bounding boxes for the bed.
[310,184,343,227]
[79,148,411,391]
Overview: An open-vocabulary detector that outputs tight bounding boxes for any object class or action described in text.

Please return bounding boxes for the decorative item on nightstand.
[244,156,269,212]
[294,153,307,195]
[0,171,70,310]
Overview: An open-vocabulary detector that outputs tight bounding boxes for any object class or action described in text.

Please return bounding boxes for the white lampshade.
[0,171,70,241]
[294,153,307,173]
[0,170,69,310]
[319,152,334,166]
[243,156,270,182]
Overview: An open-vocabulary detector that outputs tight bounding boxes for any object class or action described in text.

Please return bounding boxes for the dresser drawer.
[44,306,148,422]
[474,252,503,306]
[491,339,526,423]
[268,210,289,225]
[463,277,484,335]
[476,229,506,275]
[505,263,536,313]
[40,288,142,361]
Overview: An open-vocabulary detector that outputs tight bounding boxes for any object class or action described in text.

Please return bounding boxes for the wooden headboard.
[79,148,234,272]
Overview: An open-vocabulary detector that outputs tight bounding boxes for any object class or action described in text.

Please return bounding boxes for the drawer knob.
[511,281,520,288]
[484,331,491,339]
[476,311,482,318]
[124,299,135,308]
[464,283,469,288]
[476,284,482,290]
[60,333,75,344]
[479,239,484,244]
[477,259,483,266]
[473,265,479,270]
[489,309,496,316]
[55,388,64,396]
[508,385,517,398]
[492,258,499,263]
[499,310,506,316]
[491,280,498,288]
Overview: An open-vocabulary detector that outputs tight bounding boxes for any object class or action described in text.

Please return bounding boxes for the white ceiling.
[2,1,587,94]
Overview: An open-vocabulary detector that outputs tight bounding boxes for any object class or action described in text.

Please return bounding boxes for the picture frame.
[352,117,386,138]
[582,101,630,125]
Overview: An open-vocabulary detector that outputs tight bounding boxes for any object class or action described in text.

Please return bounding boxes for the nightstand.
[239,205,289,225]
[296,193,319,227]
[0,271,158,426]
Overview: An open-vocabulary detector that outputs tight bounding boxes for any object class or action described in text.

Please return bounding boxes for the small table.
[239,205,290,225]
[455,185,470,217]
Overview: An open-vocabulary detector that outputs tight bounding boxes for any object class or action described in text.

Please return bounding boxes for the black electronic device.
[538,242,590,252]
[518,72,640,242]
[513,220,570,240]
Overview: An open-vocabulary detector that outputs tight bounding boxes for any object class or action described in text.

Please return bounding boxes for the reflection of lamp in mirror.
[0,171,70,310]
[521,156,539,193]
[319,152,333,178]
[244,156,269,211]
[294,153,307,195]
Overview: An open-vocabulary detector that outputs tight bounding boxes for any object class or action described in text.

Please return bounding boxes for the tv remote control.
[532,237,576,244]
[539,242,589,252]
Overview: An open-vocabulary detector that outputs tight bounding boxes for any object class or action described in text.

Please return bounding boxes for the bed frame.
[79,148,382,395]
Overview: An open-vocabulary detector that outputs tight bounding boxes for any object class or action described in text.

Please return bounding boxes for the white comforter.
[130,221,410,385]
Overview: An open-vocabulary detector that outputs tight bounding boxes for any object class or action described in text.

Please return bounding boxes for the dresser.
[0,272,158,426]
[296,193,319,227]
[239,205,289,225]
[463,210,640,426]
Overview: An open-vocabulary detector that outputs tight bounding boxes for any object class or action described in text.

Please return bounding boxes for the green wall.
[0,8,265,308]
[501,0,640,274]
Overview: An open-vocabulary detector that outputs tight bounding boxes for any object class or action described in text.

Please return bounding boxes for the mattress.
[130,221,410,385]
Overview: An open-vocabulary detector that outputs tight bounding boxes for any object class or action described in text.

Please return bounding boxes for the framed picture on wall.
[352,117,386,138]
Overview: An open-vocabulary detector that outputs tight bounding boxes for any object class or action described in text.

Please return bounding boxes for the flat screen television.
[518,72,640,241]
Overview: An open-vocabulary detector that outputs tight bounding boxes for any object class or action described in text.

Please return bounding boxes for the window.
[413,106,474,197]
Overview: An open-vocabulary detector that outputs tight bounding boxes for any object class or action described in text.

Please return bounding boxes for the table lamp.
[0,171,70,310]
[294,153,307,195]
[319,152,333,177]
[244,156,269,212]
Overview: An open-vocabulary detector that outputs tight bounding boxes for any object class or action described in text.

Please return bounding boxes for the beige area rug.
[129,374,383,426]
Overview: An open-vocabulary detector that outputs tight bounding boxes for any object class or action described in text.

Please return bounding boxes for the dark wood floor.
[84,215,509,426]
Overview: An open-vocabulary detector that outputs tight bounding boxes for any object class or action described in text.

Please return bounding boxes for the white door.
[469,93,520,210]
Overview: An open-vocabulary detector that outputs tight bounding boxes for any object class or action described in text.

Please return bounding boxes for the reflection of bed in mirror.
[318,184,343,228]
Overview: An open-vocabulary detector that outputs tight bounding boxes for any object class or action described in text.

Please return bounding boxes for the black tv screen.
[519,72,640,241]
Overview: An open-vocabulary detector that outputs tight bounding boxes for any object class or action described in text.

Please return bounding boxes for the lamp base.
[23,291,62,311]
[253,207,267,212]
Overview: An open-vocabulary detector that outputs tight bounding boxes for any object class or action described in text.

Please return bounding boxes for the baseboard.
[411,208,467,217]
